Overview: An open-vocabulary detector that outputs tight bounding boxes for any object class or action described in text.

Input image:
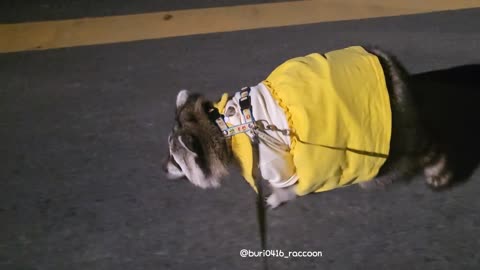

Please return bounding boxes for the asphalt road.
[1,6,480,270]
[0,0,287,23]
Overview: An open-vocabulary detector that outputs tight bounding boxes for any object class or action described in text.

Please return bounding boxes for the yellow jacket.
[217,46,392,196]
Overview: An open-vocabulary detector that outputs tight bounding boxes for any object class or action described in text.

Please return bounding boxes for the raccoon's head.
[164,90,231,189]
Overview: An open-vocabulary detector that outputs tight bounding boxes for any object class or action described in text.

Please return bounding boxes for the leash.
[238,88,269,269]
[208,87,269,269]
[250,134,269,270]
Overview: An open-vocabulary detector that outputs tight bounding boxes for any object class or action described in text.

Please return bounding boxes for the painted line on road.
[1,0,480,53]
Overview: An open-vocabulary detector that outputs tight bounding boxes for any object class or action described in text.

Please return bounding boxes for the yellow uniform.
[216,46,392,196]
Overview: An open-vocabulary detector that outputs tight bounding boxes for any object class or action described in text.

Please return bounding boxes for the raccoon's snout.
[161,157,169,174]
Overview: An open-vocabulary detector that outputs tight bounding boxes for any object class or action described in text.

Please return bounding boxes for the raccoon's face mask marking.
[163,90,229,189]
[164,135,187,180]
[166,133,219,188]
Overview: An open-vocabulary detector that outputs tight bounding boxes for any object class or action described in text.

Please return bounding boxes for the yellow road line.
[1,0,480,53]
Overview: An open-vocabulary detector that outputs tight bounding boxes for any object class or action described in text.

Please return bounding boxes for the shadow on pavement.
[411,64,480,187]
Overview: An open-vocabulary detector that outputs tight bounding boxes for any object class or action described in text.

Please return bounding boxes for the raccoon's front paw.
[424,154,452,188]
[266,186,297,209]
[266,194,282,209]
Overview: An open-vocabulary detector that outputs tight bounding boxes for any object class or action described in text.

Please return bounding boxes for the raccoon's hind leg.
[421,145,453,188]
[359,155,418,190]
[362,48,428,189]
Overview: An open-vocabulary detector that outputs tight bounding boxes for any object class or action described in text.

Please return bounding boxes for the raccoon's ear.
[176,90,190,108]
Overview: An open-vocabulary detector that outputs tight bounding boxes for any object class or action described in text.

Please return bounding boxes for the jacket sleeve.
[258,143,298,188]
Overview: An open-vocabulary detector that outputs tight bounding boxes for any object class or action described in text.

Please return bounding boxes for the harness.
[207,87,289,152]
[207,87,256,137]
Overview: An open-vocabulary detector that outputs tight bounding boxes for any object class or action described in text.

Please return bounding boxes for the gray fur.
[360,47,452,189]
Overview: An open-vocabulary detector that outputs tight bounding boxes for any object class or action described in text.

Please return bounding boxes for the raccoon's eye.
[182,114,196,122]
[178,134,202,156]
[169,154,182,170]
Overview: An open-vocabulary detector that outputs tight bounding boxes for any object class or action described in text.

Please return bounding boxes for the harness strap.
[209,87,256,137]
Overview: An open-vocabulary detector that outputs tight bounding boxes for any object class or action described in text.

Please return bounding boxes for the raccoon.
[163,46,452,208]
